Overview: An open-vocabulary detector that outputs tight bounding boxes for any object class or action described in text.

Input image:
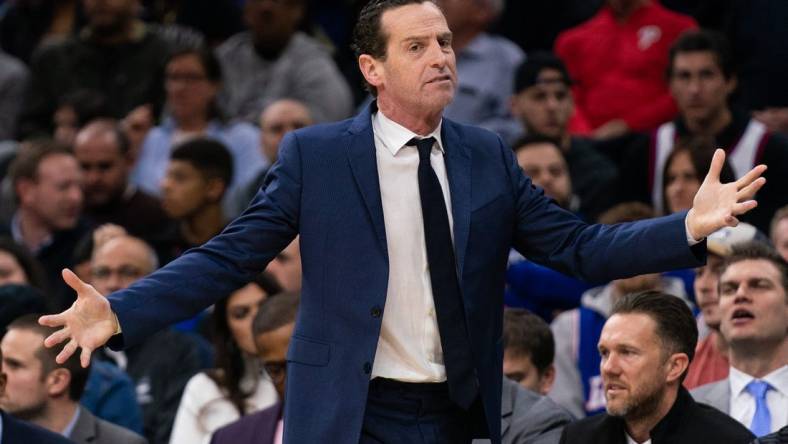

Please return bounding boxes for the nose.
[429,41,449,68]
[600,353,620,377]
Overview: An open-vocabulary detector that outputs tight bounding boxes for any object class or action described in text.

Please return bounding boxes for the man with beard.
[20,0,169,138]
[559,291,754,444]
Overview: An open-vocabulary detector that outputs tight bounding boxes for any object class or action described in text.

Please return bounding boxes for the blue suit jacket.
[1,411,75,444]
[107,104,703,443]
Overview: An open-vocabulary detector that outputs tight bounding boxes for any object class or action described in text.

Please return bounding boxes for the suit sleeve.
[107,131,303,349]
[502,137,704,284]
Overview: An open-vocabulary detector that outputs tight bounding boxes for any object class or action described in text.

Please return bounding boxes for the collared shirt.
[10,211,53,254]
[625,434,651,444]
[729,365,788,433]
[370,109,451,382]
[62,405,81,438]
[274,418,284,444]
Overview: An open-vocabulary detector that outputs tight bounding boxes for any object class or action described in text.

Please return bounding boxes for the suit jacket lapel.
[442,120,471,275]
[346,104,388,258]
[69,408,96,442]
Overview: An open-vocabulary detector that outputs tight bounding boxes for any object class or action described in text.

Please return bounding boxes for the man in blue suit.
[40,1,767,443]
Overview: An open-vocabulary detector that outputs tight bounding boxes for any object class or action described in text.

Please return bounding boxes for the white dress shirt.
[729,365,788,433]
[626,434,651,444]
[370,110,452,382]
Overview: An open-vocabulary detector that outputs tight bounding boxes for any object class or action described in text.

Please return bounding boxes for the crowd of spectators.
[0,0,786,443]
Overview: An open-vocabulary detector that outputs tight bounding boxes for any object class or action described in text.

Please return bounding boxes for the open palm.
[687,149,767,240]
[39,269,117,367]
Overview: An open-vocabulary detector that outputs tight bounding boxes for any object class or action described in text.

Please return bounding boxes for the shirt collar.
[10,212,53,254]
[729,365,788,397]
[372,108,444,157]
[62,406,81,438]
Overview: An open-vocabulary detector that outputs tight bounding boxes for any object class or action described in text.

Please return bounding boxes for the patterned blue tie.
[745,380,772,437]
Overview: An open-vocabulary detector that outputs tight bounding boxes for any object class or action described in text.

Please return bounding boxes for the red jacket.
[555,2,696,133]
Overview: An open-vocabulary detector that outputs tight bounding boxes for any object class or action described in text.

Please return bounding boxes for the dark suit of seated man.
[559,291,754,444]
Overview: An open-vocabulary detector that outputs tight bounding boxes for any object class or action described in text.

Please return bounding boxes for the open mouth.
[730,308,755,325]
[427,75,452,84]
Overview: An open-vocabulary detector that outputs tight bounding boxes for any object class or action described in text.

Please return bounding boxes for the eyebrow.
[401,31,453,43]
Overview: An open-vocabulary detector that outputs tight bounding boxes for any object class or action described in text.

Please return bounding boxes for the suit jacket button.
[370,306,382,318]
[363,362,372,374]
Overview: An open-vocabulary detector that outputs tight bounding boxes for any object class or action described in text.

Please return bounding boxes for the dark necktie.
[410,136,478,410]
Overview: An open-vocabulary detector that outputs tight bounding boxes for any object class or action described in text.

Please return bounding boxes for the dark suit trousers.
[360,378,482,444]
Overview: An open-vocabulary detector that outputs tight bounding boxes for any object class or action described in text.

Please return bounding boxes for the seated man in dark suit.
[0,340,75,444]
[559,291,754,444]
[210,291,300,444]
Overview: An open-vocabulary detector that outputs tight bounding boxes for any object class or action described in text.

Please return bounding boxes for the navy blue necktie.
[411,136,478,410]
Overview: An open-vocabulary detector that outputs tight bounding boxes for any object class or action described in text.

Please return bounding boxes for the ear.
[358,54,385,91]
[46,368,72,398]
[15,178,35,205]
[725,75,738,96]
[539,363,556,395]
[205,177,226,203]
[665,353,690,384]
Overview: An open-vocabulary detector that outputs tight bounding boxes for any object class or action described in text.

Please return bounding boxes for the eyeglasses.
[263,360,287,383]
[92,265,145,281]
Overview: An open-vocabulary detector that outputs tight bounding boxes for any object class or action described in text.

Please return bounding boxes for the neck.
[33,401,77,436]
[683,107,732,137]
[710,330,730,357]
[176,114,209,133]
[559,133,572,152]
[625,386,678,443]
[377,97,442,136]
[181,204,224,246]
[730,338,788,378]
[17,208,54,251]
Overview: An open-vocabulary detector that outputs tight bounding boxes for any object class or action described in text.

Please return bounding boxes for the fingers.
[704,149,726,183]
[56,339,79,365]
[732,200,758,216]
[735,164,767,190]
[80,345,94,368]
[62,268,96,296]
[736,177,766,201]
[39,312,67,328]
[44,326,71,348]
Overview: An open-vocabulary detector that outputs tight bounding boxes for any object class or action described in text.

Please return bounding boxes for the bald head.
[91,235,158,294]
[74,119,131,207]
[259,99,313,163]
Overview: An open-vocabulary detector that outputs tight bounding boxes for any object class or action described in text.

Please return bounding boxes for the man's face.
[244,0,303,48]
[719,259,788,346]
[669,51,735,125]
[0,329,49,420]
[256,322,295,400]
[82,0,137,34]
[694,254,724,329]
[91,238,153,294]
[503,350,553,395]
[511,70,573,140]
[599,313,676,419]
[259,101,313,163]
[0,251,29,286]
[18,154,84,231]
[772,218,788,262]
[516,143,571,207]
[74,131,129,207]
[367,3,458,119]
[266,238,301,292]
[160,160,218,220]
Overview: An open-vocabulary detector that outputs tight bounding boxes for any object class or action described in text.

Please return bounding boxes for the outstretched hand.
[687,149,767,240]
[38,269,118,368]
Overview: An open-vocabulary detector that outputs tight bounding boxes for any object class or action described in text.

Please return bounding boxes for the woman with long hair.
[169,273,282,443]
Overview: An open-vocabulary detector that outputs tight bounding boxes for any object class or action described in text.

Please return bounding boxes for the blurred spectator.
[139,0,243,47]
[210,291,300,444]
[216,0,353,123]
[130,48,266,213]
[157,138,232,261]
[169,281,278,443]
[0,284,47,334]
[52,89,110,146]
[0,314,147,443]
[432,0,524,144]
[618,30,788,232]
[692,242,788,436]
[0,0,84,64]
[555,0,697,139]
[513,135,577,215]
[228,99,313,217]
[19,0,170,138]
[510,52,619,221]
[560,291,755,443]
[502,308,556,395]
[499,376,572,444]
[91,235,206,444]
[0,50,28,141]
[265,237,301,293]
[5,140,88,312]
[80,358,145,435]
[0,237,48,291]
[549,203,689,418]
[0,333,75,444]
[770,206,788,262]
[684,222,764,389]
[660,137,735,215]
[74,120,171,243]
[120,104,155,166]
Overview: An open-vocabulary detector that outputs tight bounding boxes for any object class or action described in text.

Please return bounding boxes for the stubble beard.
[606,381,666,422]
